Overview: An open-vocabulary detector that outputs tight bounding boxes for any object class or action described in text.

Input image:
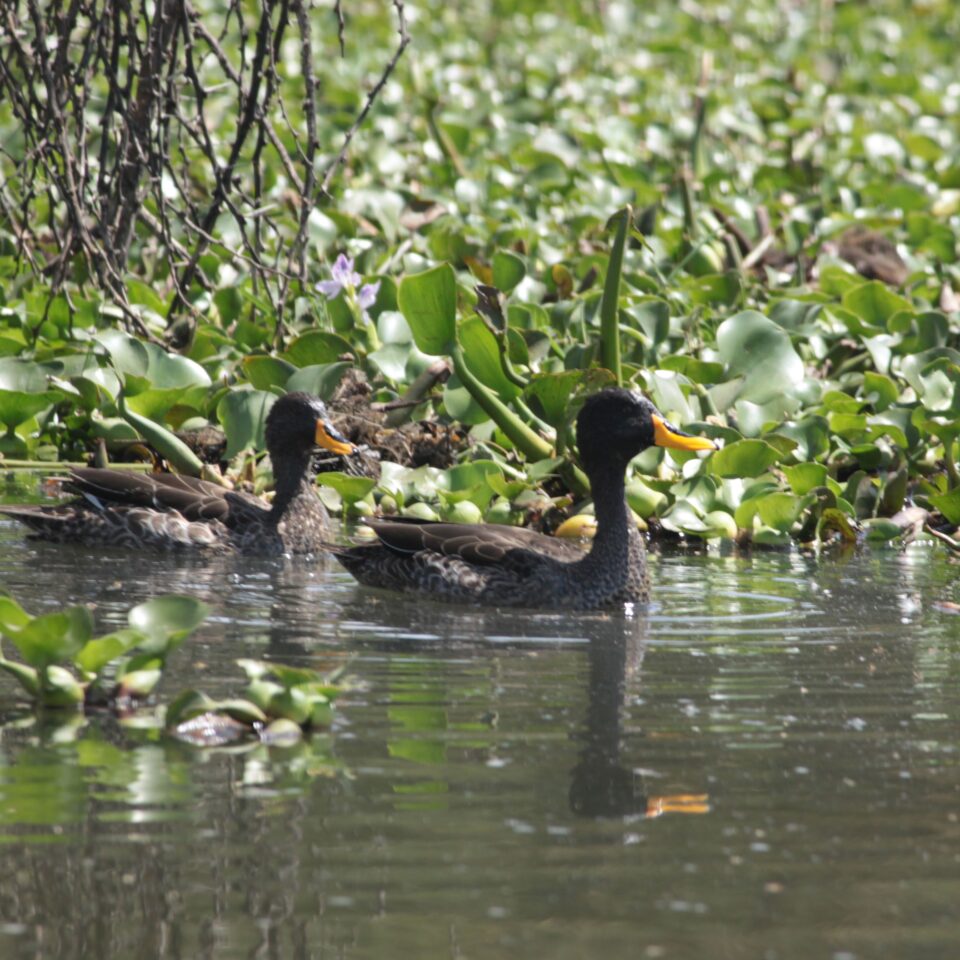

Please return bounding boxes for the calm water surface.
[0,518,958,960]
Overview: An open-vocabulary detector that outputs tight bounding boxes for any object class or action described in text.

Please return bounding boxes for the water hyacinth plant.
[317,254,383,351]
[0,1,958,551]
[166,658,349,746]
[0,594,208,710]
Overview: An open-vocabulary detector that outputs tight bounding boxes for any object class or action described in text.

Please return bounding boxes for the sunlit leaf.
[127,595,208,656]
[929,488,960,525]
[458,315,520,400]
[842,281,913,327]
[74,629,146,675]
[316,472,377,506]
[710,439,781,478]
[285,361,352,400]
[398,264,457,356]
[782,462,828,496]
[716,311,804,403]
[2,605,93,669]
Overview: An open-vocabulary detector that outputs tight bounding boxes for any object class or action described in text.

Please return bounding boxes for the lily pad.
[0,389,61,428]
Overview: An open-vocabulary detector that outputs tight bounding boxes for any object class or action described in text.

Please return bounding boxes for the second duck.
[326,387,715,610]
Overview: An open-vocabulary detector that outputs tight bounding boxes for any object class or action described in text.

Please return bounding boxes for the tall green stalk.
[599,206,631,385]
[449,343,552,462]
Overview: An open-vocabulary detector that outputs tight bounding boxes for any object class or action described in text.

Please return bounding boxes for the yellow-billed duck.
[326,388,715,609]
[1,392,354,555]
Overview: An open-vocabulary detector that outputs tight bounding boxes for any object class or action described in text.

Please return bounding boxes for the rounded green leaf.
[308,700,334,729]
[660,499,712,536]
[863,518,903,542]
[316,472,377,506]
[711,439,781,478]
[217,698,268,725]
[284,331,356,367]
[842,281,913,328]
[117,667,163,698]
[716,311,804,403]
[929,488,960,525]
[286,361,352,400]
[244,679,285,712]
[268,687,312,725]
[625,477,667,518]
[93,330,150,378]
[261,718,305,743]
[74,628,146,676]
[752,525,792,547]
[141,342,211,389]
[217,388,275,458]
[861,372,899,412]
[525,371,581,426]
[41,665,85,708]
[492,251,526,293]
[0,594,30,632]
[782,462,828,496]
[443,373,490,425]
[756,492,803,533]
[127,595,209,655]
[5,606,93,669]
[236,659,270,681]
[703,510,738,539]
[0,389,61,429]
[398,264,457,355]
[243,356,296,390]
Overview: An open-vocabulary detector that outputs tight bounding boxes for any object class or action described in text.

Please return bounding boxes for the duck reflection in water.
[569,616,710,820]
[327,594,709,821]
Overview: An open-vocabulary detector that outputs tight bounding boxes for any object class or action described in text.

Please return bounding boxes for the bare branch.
[319,0,410,198]
[0,0,410,341]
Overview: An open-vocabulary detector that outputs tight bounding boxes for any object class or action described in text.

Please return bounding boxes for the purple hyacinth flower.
[316,253,362,298]
[357,280,381,313]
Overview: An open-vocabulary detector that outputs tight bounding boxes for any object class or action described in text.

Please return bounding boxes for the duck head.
[265,392,354,461]
[576,388,715,473]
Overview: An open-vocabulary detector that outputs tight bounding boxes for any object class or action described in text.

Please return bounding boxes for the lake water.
[0,518,958,959]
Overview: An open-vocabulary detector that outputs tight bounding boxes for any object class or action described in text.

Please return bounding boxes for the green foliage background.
[2,0,960,543]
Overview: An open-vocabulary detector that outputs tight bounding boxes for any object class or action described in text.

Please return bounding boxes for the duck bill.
[315,420,354,456]
[652,415,716,452]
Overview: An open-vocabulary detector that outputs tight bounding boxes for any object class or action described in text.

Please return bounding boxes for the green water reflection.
[0,524,958,959]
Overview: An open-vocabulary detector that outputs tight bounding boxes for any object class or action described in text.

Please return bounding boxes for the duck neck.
[268,450,314,522]
[586,463,634,558]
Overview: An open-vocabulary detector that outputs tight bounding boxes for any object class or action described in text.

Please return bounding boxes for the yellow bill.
[315,420,354,456]
[652,414,717,452]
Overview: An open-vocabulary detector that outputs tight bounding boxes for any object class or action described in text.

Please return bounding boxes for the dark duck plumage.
[1,392,354,555]
[327,388,715,609]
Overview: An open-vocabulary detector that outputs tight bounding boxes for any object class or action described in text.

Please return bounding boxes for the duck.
[326,387,715,609]
[0,392,354,555]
